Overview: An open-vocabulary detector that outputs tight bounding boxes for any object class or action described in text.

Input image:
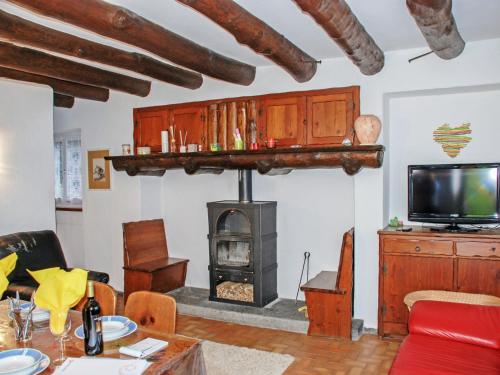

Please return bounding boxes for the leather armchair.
[390,300,500,374]
[0,230,109,300]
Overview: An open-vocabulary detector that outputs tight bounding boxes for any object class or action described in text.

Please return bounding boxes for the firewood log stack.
[216,281,253,302]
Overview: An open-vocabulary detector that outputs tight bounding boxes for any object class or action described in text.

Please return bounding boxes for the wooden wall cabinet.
[134,105,207,152]
[169,105,207,149]
[306,91,356,146]
[133,86,360,152]
[378,227,500,338]
[133,108,169,153]
[259,96,306,147]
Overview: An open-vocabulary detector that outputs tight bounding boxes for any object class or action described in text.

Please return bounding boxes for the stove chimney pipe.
[238,169,252,203]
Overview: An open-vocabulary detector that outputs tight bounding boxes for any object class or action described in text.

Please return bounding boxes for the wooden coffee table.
[0,302,206,374]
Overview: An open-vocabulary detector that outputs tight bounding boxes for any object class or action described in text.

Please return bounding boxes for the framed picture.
[87,149,111,190]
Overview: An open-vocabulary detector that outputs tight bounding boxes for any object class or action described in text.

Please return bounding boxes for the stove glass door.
[216,240,251,267]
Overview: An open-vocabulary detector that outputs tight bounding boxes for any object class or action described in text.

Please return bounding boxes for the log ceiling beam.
[0,41,151,97]
[0,67,109,102]
[54,93,75,108]
[177,0,317,83]
[406,0,465,59]
[293,0,384,75]
[7,0,256,86]
[0,10,202,89]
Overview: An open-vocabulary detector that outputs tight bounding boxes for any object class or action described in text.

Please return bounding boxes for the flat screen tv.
[408,163,500,230]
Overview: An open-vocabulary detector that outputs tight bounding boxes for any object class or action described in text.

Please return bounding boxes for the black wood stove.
[207,170,277,307]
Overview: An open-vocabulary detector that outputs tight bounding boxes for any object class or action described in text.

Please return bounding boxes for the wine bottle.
[82,281,103,355]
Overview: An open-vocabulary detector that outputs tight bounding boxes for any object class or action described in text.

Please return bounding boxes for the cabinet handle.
[415,246,421,252]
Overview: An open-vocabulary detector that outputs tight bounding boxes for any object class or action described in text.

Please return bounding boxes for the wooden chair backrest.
[124,291,176,334]
[123,219,169,267]
[74,281,117,316]
[335,228,354,293]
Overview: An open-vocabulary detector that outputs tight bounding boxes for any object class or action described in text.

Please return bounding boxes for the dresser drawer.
[456,241,500,258]
[383,238,453,255]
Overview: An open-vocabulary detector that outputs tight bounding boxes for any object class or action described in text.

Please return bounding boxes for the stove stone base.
[169,286,365,339]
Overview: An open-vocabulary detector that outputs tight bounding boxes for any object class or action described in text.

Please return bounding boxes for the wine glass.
[50,311,72,366]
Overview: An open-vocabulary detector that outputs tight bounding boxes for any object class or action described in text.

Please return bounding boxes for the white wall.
[54,88,355,300]
[54,38,500,328]
[55,211,85,267]
[0,79,55,235]
[161,169,354,299]
[53,104,142,278]
[388,86,500,221]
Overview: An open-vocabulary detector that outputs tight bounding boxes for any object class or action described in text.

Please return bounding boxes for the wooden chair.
[124,291,176,334]
[122,219,189,302]
[300,228,354,339]
[73,281,117,316]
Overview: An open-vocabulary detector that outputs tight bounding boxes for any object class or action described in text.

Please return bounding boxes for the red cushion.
[409,300,500,349]
[390,334,500,375]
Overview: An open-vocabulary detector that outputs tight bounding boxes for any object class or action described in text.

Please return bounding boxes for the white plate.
[20,304,49,323]
[9,307,49,324]
[74,316,137,342]
[102,320,125,333]
[0,349,44,375]
[31,355,49,375]
[101,321,128,340]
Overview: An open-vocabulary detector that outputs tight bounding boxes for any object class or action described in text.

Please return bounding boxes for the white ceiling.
[1,0,500,70]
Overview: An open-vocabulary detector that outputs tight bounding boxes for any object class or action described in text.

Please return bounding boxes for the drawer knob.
[218,275,223,280]
[415,246,421,252]
[491,247,496,252]
[244,278,248,282]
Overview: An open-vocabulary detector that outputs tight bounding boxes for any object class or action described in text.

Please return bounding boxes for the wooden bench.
[123,219,189,302]
[300,228,354,339]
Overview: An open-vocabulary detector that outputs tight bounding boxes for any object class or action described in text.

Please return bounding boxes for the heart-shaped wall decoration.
[433,123,472,158]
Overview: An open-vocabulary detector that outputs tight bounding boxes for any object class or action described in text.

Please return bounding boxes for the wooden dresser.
[378,226,500,338]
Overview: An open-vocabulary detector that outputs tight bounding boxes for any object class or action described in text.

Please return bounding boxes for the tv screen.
[408,163,500,226]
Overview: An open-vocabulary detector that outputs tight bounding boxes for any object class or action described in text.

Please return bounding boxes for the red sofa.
[389,300,500,375]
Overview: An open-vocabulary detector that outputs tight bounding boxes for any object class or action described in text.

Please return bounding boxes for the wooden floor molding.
[117,292,399,374]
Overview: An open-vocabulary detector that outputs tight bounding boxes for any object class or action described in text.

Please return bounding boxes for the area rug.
[202,340,295,375]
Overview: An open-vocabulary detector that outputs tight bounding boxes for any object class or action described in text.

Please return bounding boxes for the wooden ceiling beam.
[177,0,317,83]
[0,41,151,97]
[0,10,202,89]
[0,67,109,102]
[406,0,465,59]
[54,93,75,108]
[293,0,384,75]
[7,0,256,86]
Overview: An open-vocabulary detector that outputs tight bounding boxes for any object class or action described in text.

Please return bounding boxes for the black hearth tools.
[295,251,311,305]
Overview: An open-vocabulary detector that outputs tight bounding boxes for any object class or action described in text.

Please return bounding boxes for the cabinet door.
[306,91,356,145]
[134,108,169,152]
[382,255,454,330]
[259,96,306,147]
[169,106,207,150]
[457,259,500,296]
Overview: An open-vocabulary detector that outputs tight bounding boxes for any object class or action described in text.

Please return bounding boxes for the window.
[54,130,82,208]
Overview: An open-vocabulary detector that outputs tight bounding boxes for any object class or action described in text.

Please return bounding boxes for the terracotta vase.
[354,115,382,145]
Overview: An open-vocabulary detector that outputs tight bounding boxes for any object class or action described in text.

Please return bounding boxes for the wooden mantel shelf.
[105,145,385,177]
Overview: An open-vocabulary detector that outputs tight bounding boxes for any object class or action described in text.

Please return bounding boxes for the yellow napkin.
[27,267,61,284]
[0,253,18,298]
[28,268,88,334]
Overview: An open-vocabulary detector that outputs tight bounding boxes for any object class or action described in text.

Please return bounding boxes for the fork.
[21,292,36,339]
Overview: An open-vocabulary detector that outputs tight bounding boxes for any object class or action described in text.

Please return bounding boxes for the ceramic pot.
[354,115,382,145]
